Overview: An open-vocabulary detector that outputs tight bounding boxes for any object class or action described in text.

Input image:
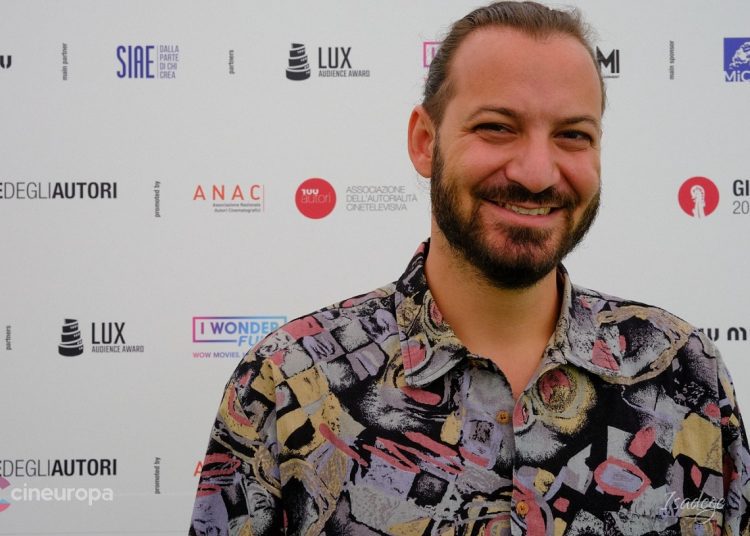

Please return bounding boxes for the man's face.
[429,27,602,289]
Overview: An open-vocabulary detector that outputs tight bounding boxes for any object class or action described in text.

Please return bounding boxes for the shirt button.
[496,410,510,424]
[515,501,529,516]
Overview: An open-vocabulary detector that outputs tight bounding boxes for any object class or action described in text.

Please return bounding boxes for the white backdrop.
[1,1,749,534]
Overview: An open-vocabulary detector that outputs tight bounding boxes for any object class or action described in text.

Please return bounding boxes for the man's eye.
[558,130,593,142]
[475,123,511,133]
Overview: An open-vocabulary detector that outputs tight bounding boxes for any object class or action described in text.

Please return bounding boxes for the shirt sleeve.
[189,352,283,536]
[718,353,750,535]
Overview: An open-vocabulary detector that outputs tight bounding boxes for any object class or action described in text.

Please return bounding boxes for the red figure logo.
[678,177,719,218]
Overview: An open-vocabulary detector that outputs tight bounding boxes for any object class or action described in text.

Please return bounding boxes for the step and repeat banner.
[1,1,749,534]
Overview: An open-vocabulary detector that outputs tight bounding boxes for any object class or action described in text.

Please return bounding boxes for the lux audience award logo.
[58,319,84,356]
[286,43,310,80]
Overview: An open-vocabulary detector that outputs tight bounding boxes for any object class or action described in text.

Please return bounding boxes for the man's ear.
[407,105,436,178]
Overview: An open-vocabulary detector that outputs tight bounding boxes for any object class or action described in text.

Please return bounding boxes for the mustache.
[473,183,578,209]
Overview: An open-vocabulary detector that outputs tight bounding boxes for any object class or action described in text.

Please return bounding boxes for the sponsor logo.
[724,38,750,82]
[0,458,117,478]
[192,183,264,214]
[345,184,419,212]
[1,480,114,509]
[154,180,161,218]
[732,179,750,215]
[699,326,750,343]
[669,40,675,80]
[91,322,144,353]
[296,178,336,219]
[192,316,286,358]
[5,325,11,351]
[423,41,440,68]
[596,47,620,79]
[153,457,161,495]
[62,43,69,80]
[0,460,117,512]
[58,320,145,356]
[678,177,719,218]
[286,43,310,80]
[0,477,10,512]
[285,43,370,80]
[0,181,117,200]
[0,55,12,70]
[58,319,84,357]
[116,44,180,80]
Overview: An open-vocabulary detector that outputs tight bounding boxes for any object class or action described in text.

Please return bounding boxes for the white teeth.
[503,203,552,216]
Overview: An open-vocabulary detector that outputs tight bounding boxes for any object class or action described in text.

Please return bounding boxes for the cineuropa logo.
[0,477,114,511]
[0,477,10,512]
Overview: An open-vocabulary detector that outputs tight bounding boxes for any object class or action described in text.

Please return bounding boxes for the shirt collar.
[395,240,694,387]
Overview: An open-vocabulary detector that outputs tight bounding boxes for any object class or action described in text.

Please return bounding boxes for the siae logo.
[678,177,719,218]
[724,38,750,82]
[596,47,620,78]
[0,55,11,70]
[116,44,179,79]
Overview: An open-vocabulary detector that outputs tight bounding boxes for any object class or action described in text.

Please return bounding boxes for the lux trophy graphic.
[286,43,310,81]
[58,318,84,356]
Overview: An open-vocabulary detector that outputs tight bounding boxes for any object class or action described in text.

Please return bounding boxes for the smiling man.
[190,3,750,535]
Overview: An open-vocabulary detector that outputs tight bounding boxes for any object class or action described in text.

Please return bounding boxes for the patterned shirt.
[190,241,750,536]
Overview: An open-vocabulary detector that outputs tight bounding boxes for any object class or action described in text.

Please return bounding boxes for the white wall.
[1,1,749,534]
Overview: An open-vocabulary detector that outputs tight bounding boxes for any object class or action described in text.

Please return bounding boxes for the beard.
[431,140,600,290]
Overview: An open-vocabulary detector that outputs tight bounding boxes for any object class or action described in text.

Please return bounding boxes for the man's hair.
[423,1,605,126]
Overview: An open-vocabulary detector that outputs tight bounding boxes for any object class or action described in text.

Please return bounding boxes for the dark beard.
[430,140,600,289]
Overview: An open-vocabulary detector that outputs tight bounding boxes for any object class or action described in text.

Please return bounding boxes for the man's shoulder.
[243,281,400,380]
[566,283,719,381]
[572,284,705,331]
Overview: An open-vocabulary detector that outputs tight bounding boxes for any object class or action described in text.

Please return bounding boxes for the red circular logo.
[678,177,719,218]
[295,178,336,219]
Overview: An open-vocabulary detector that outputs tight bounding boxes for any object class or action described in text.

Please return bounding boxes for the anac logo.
[0,55,11,70]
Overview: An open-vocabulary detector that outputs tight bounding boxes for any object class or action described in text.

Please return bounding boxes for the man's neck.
[424,232,562,392]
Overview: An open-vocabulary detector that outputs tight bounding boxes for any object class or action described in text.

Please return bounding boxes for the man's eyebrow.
[466,107,518,121]
[467,107,601,129]
[559,115,601,129]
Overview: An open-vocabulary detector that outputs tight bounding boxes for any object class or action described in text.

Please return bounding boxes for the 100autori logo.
[0,478,113,511]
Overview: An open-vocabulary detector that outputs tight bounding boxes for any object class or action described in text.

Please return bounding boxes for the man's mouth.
[501,203,552,216]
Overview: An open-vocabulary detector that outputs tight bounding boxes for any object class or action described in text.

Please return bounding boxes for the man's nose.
[503,136,560,193]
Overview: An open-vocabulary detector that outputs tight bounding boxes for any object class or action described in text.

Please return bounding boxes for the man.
[190,2,750,535]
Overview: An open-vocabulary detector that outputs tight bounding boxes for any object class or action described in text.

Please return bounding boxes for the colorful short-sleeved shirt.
[190,241,750,535]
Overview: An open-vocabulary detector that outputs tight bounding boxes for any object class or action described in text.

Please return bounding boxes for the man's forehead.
[446,26,603,116]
